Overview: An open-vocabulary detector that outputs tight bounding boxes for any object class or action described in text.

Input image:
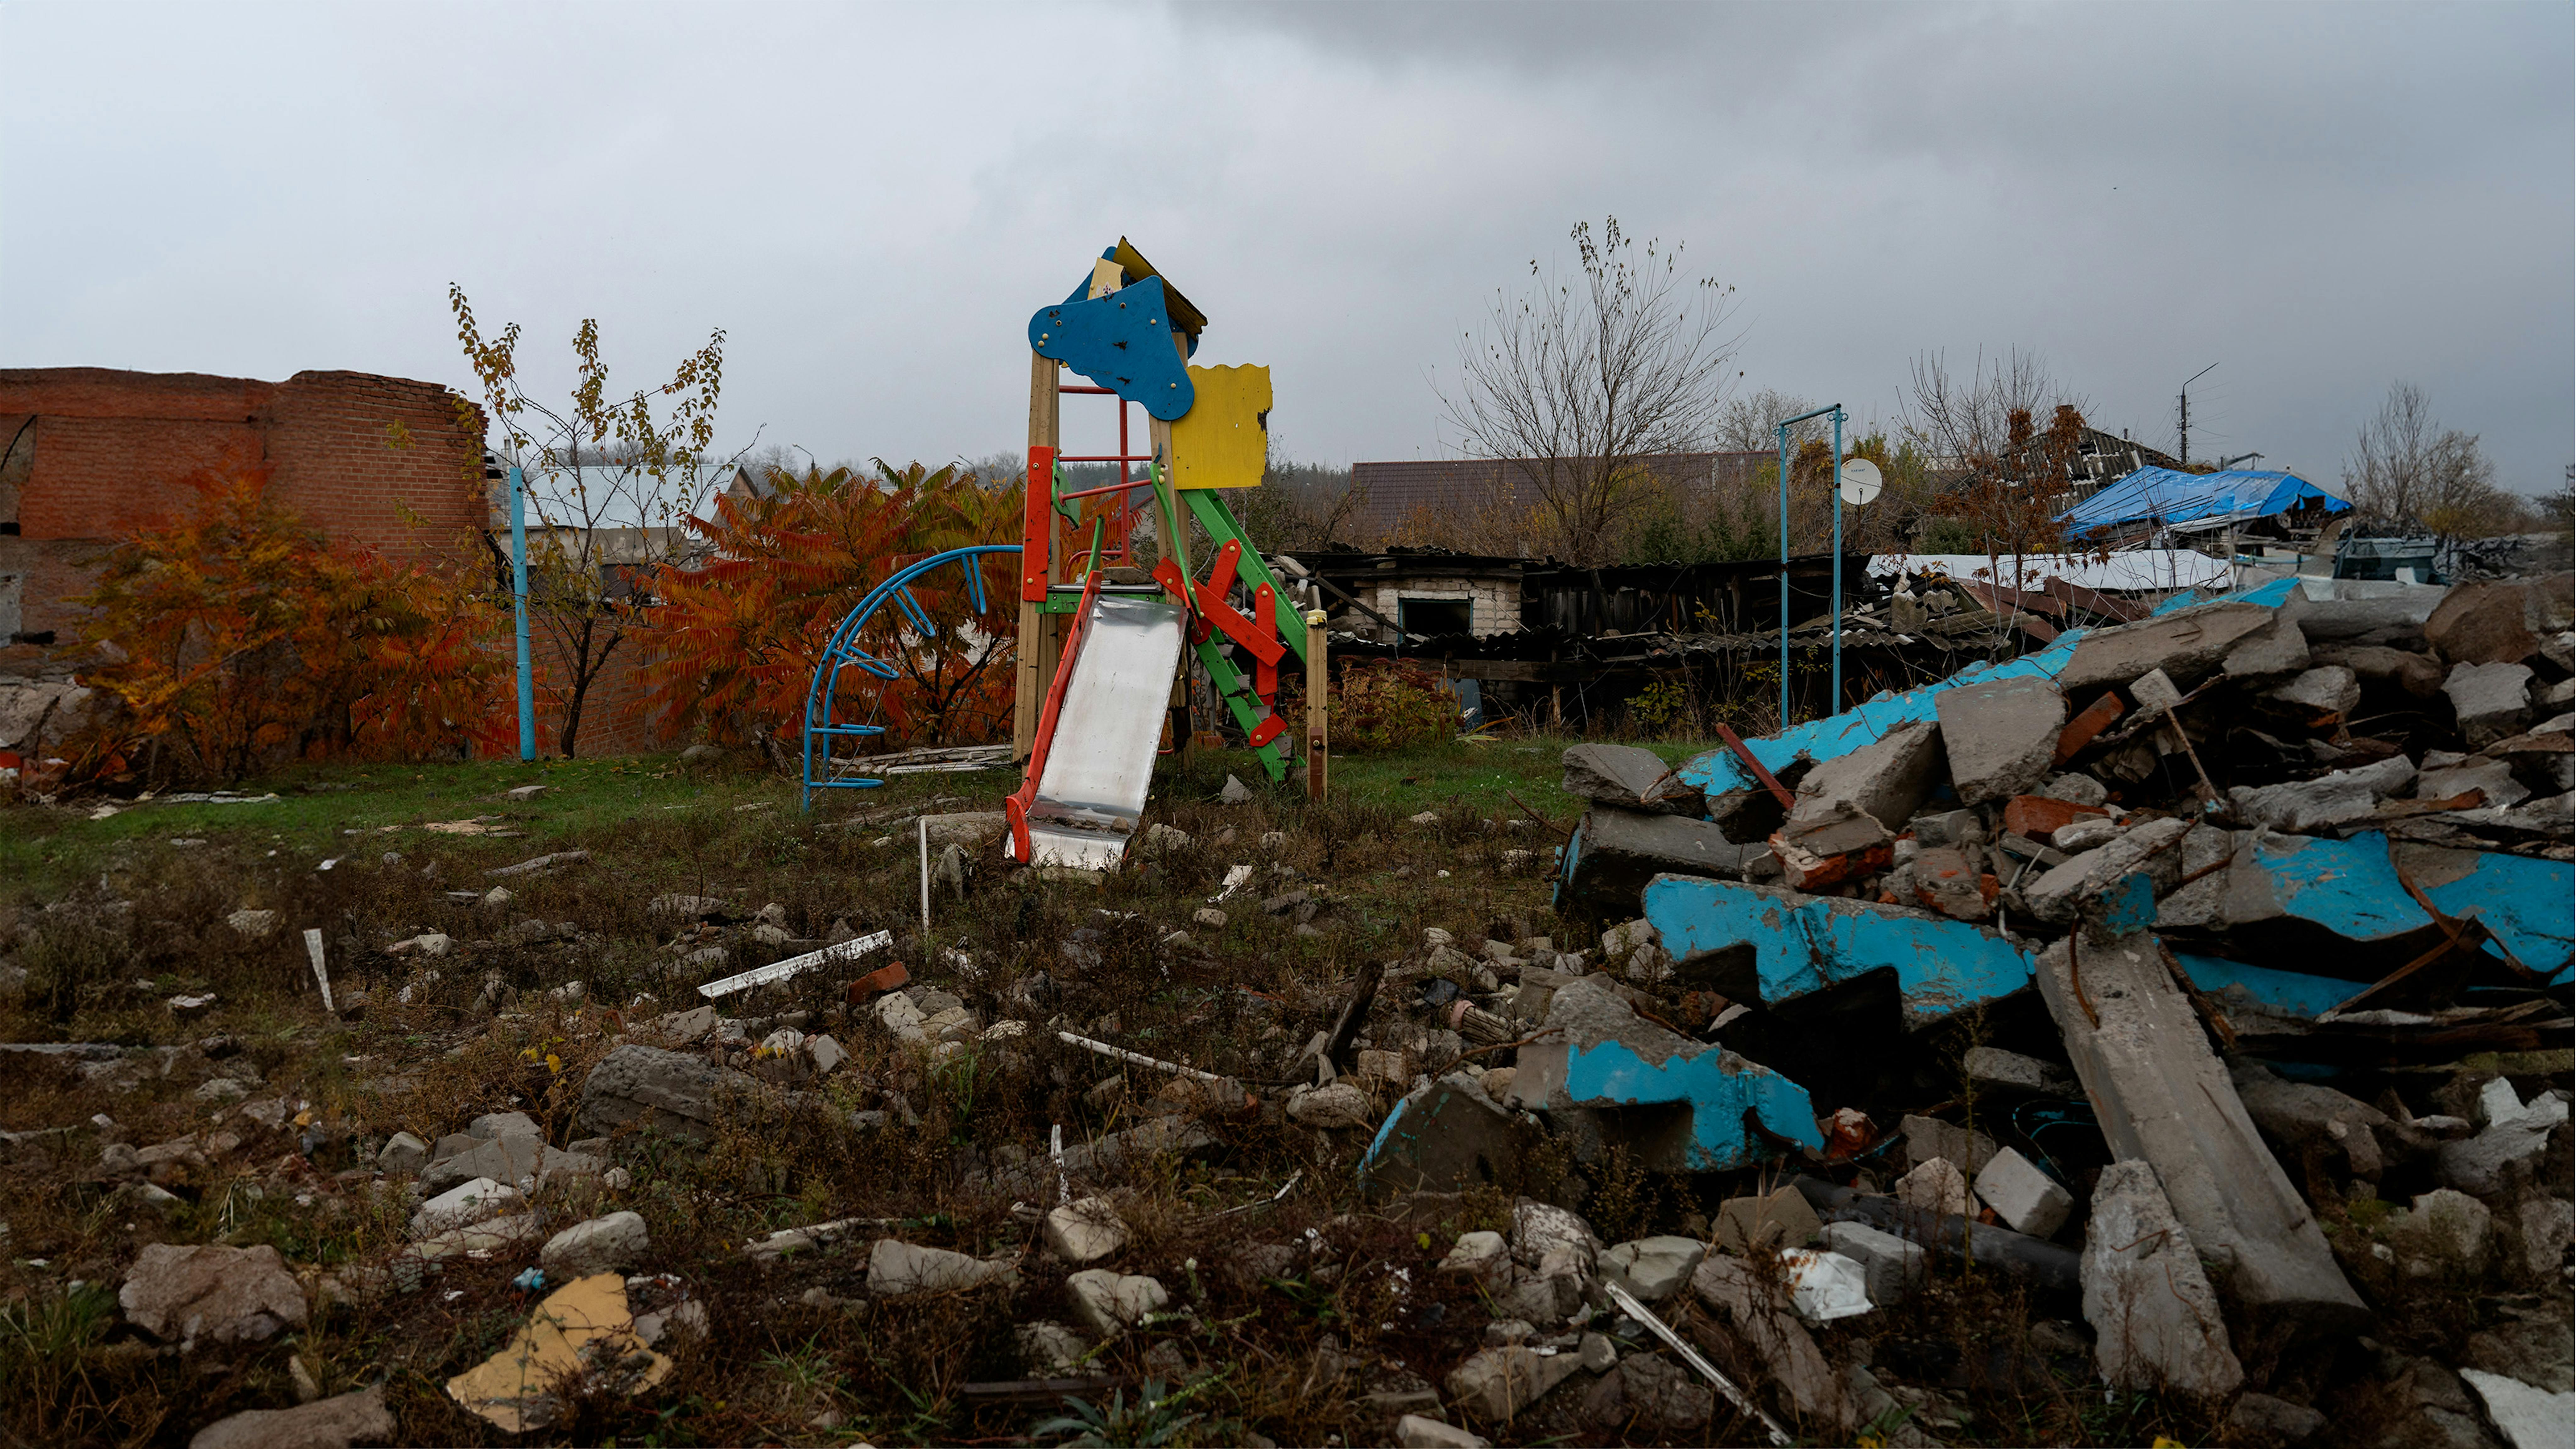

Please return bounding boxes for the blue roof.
[2061,466,2348,538]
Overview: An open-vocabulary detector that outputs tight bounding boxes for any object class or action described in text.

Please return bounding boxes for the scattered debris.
[446,1273,671,1432]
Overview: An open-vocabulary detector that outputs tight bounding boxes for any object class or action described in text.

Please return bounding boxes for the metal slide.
[1013,587,1186,870]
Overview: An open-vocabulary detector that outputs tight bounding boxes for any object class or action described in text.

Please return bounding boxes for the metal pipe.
[509,465,535,761]
[1771,404,1843,728]
[1831,405,1845,712]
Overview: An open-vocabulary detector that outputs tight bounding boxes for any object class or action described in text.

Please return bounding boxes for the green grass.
[3,734,1731,903]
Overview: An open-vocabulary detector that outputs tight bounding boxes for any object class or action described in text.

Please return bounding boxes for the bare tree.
[1715,386,1827,453]
[451,285,741,756]
[2344,382,2514,535]
[1441,218,1740,563]
[1901,347,2080,473]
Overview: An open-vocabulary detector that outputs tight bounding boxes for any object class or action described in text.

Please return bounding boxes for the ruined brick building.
[0,367,661,757]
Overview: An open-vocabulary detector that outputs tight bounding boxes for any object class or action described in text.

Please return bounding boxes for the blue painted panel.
[1643,874,2038,1028]
[1677,633,2087,797]
[2174,953,2357,1018]
[2243,831,2573,977]
[1679,580,2295,799]
[1027,276,1195,421]
[1559,1037,1822,1169]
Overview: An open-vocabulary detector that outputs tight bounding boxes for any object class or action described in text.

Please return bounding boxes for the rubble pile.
[1372,574,2567,1443]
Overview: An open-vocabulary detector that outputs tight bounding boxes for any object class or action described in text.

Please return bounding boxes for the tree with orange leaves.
[72,464,510,784]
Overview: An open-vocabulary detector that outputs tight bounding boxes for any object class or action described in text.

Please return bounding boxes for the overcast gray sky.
[5,1,2568,495]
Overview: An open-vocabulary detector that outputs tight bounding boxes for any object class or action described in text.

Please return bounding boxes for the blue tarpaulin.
[2061,466,2349,539]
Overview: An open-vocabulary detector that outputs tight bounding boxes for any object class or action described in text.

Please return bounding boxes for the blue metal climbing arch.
[801,544,1021,809]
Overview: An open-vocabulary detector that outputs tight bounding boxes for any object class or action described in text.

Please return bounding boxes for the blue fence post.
[510,465,535,761]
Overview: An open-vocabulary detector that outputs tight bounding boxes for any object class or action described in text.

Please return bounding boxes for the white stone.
[806,1034,846,1073]
[1597,1236,1705,1304]
[1896,1157,1969,1217]
[376,1131,429,1174]
[226,908,278,938]
[1974,1147,2073,1237]
[1064,1269,1168,1334]
[1511,1198,1600,1271]
[1438,1230,1509,1282]
[1445,1346,1582,1425]
[1016,1320,1091,1376]
[2459,1369,2573,1449]
[540,1210,649,1278]
[409,1177,519,1237]
[1286,1081,1374,1130]
[1395,1413,1491,1448]
[1042,1197,1131,1265]
[865,1238,1014,1295]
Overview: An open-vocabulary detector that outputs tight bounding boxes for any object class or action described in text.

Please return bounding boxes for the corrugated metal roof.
[2061,466,2348,537]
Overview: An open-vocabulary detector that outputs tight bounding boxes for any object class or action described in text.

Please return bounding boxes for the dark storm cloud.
[2,1,2566,494]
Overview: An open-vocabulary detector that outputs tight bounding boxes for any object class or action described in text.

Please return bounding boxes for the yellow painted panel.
[1170,363,1271,490]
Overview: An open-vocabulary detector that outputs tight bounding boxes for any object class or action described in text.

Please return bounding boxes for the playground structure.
[803,240,1325,870]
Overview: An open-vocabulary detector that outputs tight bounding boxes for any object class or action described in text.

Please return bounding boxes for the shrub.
[1327,660,1460,751]
[72,464,509,784]
[644,461,1019,762]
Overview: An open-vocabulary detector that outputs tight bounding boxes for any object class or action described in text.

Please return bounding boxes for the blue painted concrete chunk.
[1643,873,2037,1028]
[1027,276,1195,420]
[1559,1037,1822,1168]
[1679,632,2086,798]
[2174,953,2360,1019]
[2242,831,2573,978]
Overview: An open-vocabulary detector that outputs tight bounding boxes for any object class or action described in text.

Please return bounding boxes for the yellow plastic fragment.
[445,1272,671,1433]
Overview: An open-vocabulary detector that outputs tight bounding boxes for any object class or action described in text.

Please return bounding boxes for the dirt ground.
[0,739,2533,1447]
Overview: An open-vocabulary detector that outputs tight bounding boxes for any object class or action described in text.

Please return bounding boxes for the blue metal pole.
[1830,407,1844,714]
[1776,423,1790,728]
[509,465,535,761]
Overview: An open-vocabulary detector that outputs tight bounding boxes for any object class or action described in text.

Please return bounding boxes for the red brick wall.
[0,366,677,757]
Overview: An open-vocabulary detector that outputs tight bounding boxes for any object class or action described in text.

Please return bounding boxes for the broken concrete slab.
[1690,1254,1853,1434]
[2444,661,2535,749]
[1819,1220,1924,1307]
[2227,756,2417,833]
[1561,743,1700,814]
[1965,1046,2076,1095]
[2062,600,2280,692]
[578,1044,754,1145]
[2034,933,2367,1332]
[2425,578,2565,667]
[2229,1059,2421,1185]
[2416,757,2529,810]
[420,1135,599,1198]
[1446,1345,1584,1425]
[1554,808,1760,916]
[188,1386,394,1449]
[1973,1146,2073,1237]
[2269,665,2362,727]
[120,1243,307,1347]
[1504,977,1821,1171]
[1597,1236,1705,1303]
[2186,830,2574,982]
[1935,676,2067,805]
[1715,1184,1821,1254]
[2020,816,2190,925]
[2316,642,2447,699]
[2223,615,2313,679]
[2081,1159,2244,1399]
[1645,874,2037,1027]
[1358,1073,1532,1199]
[541,1211,649,1280]
[1789,719,1944,832]
[1902,1112,1999,1176]
[1042,1197,1131,1265]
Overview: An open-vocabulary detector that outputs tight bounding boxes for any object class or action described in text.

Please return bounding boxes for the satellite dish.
[1838,457,1883,506]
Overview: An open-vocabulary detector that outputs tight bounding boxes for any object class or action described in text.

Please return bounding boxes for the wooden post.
[1305,608,1328,800]
[1014,352,1060,761]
